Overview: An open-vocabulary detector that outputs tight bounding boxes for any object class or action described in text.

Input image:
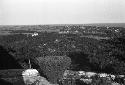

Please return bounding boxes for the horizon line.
[0,23,125,26]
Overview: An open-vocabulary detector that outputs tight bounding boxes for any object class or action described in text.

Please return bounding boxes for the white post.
[29,59,32,69]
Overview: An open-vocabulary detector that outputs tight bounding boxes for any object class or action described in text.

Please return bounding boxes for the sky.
[0,0,125,25]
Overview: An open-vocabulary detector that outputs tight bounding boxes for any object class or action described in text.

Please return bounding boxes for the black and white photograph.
[0,0,125,85]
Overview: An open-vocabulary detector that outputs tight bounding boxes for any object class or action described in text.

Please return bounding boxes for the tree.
[36,56,71,84]
[67,51,91,71]
[92,29,125,74]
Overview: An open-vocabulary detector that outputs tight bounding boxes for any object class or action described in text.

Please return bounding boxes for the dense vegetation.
[36,56,71,84]
[0,27,125,77]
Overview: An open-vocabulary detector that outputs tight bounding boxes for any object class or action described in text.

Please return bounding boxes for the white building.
[32,32,38,37]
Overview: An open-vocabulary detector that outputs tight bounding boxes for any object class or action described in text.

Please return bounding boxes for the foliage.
[36,56,71,84]
[88,30,125,74]
[0,34,42,69]
[0,29,125,75]
[67,51,91,71]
